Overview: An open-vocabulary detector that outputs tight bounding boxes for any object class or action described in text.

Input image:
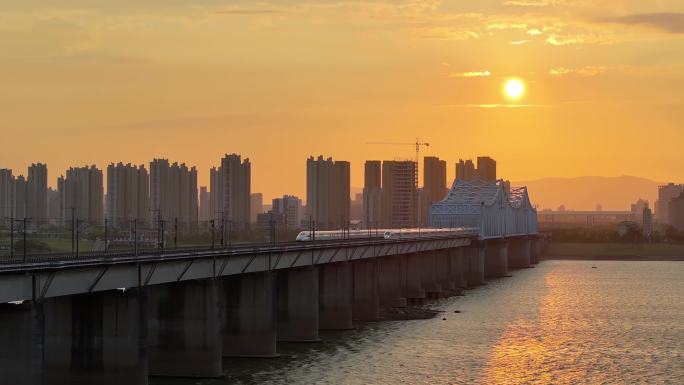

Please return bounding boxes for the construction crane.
[366,138,430,230]
[366,138,430,184]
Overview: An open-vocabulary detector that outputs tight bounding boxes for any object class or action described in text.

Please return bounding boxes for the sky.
[1,0,683,202]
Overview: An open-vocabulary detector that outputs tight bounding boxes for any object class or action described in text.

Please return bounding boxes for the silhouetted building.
[476,156,497,181]
[150,159,198,227]
[273,195,302,229]
[13,175,27,220]
[381,160,417,228]
[668,191,684,231]
[107,163,150,227]
[47,187,60,225]
[199,186,211,222]
[350,192,363,221]
[306,156,350,230]
[0,169,12,226]
[630,199,649,224]
[643,207,653,236]
[250,193,263,224]
[456,156,497,182]
[58,165,104,225]
[455,159,476,181]
[210,154,251,229]
[422,156,447,226]
[363,160,382,228]
[27,163,48,224]
[656,183,683,225]
[256,211,284,230]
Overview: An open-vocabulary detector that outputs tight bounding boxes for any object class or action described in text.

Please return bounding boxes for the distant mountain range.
[512,176,664,211]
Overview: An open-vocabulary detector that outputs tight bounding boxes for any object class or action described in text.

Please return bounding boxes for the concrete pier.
[463,245,485,286]
[319,263,353,330]
[530,238,541,264]
[222,273,278,357]
[448,248,466,288]
[435,250,455,292]
[0,301,44,385]
[378,256,407,308]
[45,289,148,385]
[352,259,380,321]
[277,267,319,342]
[402,253,426,301]
[484,240,508,278]
[420,252,441,296]
[148,280,222,378]
[508,237,531,269]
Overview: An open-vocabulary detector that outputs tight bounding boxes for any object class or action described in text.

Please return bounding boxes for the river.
[152,260,684,385]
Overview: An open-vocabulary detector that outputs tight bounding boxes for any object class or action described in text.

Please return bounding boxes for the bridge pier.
[484,239,508,278]
[530,238,541,264]
[402,253,426,301]
[44,289,147,385]
[420,252,442,297]
[148,280,222,378]
[222,273,278,357]
[319,262,353,330]
[508,237,531,269]
[0,301,44,385]
[276,267,319,342]
[434,250,453,293]
[448,248,466,289]
[463,245,485,286]
[378,256,407,308]
[352,259,380,321]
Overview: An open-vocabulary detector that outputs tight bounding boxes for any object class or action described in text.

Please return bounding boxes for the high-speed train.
[295,227,476,241]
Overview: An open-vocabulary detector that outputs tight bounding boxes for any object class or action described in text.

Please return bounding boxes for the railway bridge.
[0,179,544,384]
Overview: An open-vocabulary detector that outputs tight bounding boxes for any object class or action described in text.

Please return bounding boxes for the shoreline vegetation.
[543,242,684,261]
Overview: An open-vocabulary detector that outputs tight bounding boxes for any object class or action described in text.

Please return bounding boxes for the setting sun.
[504,79,525,99]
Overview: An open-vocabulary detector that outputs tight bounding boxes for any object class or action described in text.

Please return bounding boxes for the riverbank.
[543,242,684,261]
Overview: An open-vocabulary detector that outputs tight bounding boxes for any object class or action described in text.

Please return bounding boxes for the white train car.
[295,229,386,242]
[383,227,477,240]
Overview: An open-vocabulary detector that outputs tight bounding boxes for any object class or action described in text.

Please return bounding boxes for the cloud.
[442,104,552,108]
[510,39,531,45]
[599,13,684,34]
[503,0,560,6]
[549,66,607,76]
[215,9,280,15]
[449,70,491,77]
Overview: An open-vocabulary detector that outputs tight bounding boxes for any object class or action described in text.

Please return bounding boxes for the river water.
[152,261,684,385]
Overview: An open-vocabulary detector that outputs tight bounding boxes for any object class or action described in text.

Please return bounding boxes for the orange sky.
[1,1,683,202]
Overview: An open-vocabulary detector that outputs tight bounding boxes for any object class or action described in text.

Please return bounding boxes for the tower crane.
[366,138,430,230]
[366,138,430,186]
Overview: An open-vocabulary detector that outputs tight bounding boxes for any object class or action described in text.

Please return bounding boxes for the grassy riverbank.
[544,242,684,261]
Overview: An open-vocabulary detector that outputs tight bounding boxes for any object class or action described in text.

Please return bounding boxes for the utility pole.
[133,219,138,257]
[22,218,27,263]
[211,219,215,249]
[174,217,178,249]
[10,217,14,259]
[75,219,80,258]
[104,218,108,253]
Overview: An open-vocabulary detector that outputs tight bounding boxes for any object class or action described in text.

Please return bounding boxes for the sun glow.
[504,79,525,99]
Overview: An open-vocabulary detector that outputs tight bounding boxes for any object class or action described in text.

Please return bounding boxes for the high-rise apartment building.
[273,195,302,229]
[47,187,60,225]
[456,156,497,182]
[210,154,251,229]
[0,169,13,226]
[381,160,417,228]
[150,159,198,227]
[422,156,447,226]
[363,160,382,228]
[27,163,48,224]
[199,186,211,222]
[13,176,27,220]
[107,163,150,227]
[250,193,263,224]
[58,165,104,225]
[656,183,684,225]
[306,156,350,230]
[668,191,684,230]
[476,156,497,181]
[455,159,476,181]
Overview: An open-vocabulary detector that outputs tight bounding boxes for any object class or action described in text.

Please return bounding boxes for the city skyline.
[2,1,683,203]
